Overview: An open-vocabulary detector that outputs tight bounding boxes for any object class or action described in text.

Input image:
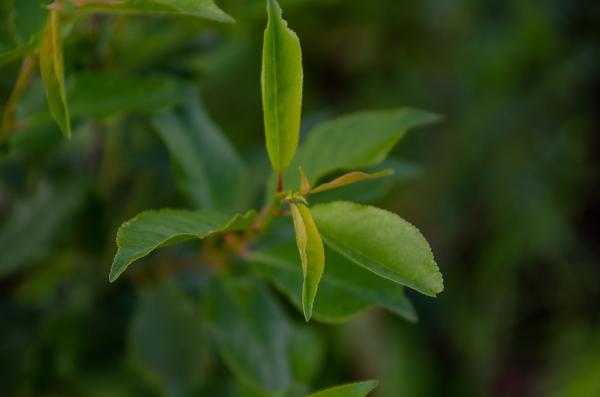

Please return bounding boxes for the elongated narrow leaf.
[0,40,36,66]
[290,203,325,321]
[261,0,303,172]
[311,201,443,297]
[310,169,393,195]
[109,209,256,282]
[281,108,440,190]
[40,10,71,138]
[129,281,208,397]
[153,91,248,212]
[75,0,234,23]
[203,276,293,393]
[252,242,417,323]
[307,380,379,397]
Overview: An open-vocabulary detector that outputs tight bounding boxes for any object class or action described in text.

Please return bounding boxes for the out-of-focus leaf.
[129,281,207,397]
[289,326,324,385]
[261,0,303,173]
[75,0,234,23]
[153,91,248,212]
[281,109,439,190]
[0,180,86,278]
[311,201,443,297]
[0,40,36,66]
[289,202,324,321]
[40,10,71,138]
[203,276,293,394]
[310,169,393,195]
[252,242,417,323]
[10,0,47,44]
[307,380,379,397]
[68,72,185,119]
[109,209,256,282]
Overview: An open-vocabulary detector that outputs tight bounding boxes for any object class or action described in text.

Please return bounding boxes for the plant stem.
[277,172,283,193]
[1,55,37,143]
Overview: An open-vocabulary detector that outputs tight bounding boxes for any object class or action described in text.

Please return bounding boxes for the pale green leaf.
[109,209,256,282]
[261,0,303,172]
[311,201,443,297]
[252,242,417,323]
[203,276,293,393]
[153,91,248,212]
[40,11,71,138]
[69,72,185,118]
[290,203,325,321]
[129,281,208,397]
[281,108,440,191]
[75,0,234,23]
[307,380,379,397]
[310,169,393,195]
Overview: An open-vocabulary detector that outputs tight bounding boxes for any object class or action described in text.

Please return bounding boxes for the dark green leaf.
[129,281,208,397]
[289,202,325,321]
[40,10,71,138]
[0,40,36,66]
[307,380,379,397]
[75,0,234,23]
[203,276,293,394]
[261,0,303,172]
[153,91,248,212]
[252,242,417,323]
[109,209,256,282]
[10,0,47,44]
[311,201,443,297]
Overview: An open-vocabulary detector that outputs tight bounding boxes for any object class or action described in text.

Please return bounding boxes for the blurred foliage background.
[1,0,599,396]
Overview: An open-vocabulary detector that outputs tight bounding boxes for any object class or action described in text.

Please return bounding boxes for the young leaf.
[310,169,393,195]
[203,276,293,394]
[153,91,248,213]
[307,380,379,397]
[40,10,71,138]
[299,167,311,195]
[109,209,256,282]
[281,108,440,190]
[129,281,208,397]
[261,0,303,173]
[252,242,417,323]
[311,201,443,297]
[74,0,234,23]
[289,202,325,321]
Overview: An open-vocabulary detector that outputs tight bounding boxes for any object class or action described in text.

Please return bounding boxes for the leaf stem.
[1,55,37,143]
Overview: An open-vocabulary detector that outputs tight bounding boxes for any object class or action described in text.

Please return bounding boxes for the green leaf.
[252,242,417,323]
[129,281,208,397]
[0,40,36,66]
[40,10,71,138]
[203,276,293,394]
[311,201,443,297]
[310,169,393,195]
[153,91,248,212]
[109,209,256,282]
[307,380,379,397]
[289,202,325,321]
[68,72,185,119]
[0,180,86,278]
[10,0,48,44]
[281,108,440,191]
[261,0,303,172]
[289,326,324,384]
[75,0,234,23]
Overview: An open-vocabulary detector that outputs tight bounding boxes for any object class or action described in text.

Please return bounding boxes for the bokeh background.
[1,0,599,396]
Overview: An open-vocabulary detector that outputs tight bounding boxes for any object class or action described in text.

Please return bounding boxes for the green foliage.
[306,380,379,397]
[40,10,71,138]
[261,0,303,173]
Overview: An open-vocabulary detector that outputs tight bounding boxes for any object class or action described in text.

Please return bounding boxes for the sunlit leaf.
[261,0,303,172]
[289,202,325,321]
[252,242,417,323]
[129,281,208,397]
[75,0,234,23]
[307,380,379,397]
[40,10,71,138]
[109,209,256,282]
[203,276,293,394]
[153,91,248,212]
[311,201,443,297]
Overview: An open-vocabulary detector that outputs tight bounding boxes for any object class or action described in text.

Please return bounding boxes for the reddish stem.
[277,173,283,193]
